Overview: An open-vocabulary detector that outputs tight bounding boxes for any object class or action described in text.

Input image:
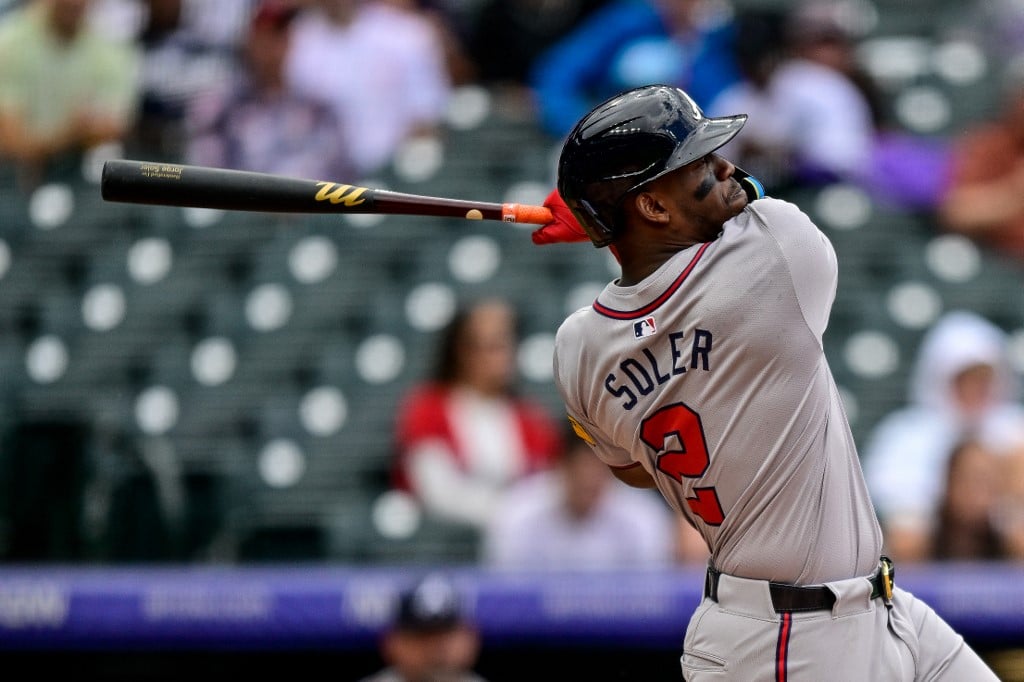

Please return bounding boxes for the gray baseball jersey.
[553,197,883,585]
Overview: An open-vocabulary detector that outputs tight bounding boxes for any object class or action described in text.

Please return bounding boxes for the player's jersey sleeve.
[553,309,635,469]
[741,198,838,341]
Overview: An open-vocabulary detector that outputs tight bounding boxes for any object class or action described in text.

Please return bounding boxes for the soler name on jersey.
[605,328,712,410]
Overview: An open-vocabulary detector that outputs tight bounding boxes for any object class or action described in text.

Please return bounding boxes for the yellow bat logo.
[314,182,368,206]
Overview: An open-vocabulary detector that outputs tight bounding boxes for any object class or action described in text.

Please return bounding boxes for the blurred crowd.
[1,0,1023,258]
[862,310,1024,563]
[0,0,1023,575]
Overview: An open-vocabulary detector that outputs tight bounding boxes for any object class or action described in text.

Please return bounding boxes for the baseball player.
[531,84,1000,681]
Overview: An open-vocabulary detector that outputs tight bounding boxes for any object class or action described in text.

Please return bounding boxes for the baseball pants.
[681,571,1000,681]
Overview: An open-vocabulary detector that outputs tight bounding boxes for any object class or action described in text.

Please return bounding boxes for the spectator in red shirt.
[391,297,563,535]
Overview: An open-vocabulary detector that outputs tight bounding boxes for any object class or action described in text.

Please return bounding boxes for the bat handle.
[502,204,553,225]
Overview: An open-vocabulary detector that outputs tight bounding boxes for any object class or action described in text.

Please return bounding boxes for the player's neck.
[615,242,691,286]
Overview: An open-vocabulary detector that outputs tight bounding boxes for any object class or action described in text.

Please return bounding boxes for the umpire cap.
[557,85,747,248]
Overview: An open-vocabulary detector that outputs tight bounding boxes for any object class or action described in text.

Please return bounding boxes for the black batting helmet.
[557,85,747,248]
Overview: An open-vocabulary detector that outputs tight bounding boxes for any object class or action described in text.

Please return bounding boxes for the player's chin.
[724,183,748,214]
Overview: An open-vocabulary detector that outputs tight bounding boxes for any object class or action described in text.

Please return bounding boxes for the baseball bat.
[100,159,554,224]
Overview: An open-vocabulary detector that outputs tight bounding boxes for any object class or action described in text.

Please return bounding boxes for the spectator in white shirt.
[184,0,352,179]
[707,0,878,192]
[284,0,451,177]
[481,432,677,570]
[861,310,1024,562]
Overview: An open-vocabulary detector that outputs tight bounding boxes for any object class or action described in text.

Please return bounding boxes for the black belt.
[704,557,895,613]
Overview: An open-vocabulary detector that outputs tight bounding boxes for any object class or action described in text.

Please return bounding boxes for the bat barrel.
[101,160,327,213]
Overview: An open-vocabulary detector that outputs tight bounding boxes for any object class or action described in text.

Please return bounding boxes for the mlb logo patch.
[633,317,657,338]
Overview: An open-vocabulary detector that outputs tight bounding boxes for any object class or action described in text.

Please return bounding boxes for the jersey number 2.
[641,403,724,525]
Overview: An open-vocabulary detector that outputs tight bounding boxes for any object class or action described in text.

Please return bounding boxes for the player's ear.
[632,190,671,224]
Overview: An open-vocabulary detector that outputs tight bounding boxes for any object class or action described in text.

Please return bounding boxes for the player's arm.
[610,461,657,488]
[560,404,651,487]
[748,198,838,341]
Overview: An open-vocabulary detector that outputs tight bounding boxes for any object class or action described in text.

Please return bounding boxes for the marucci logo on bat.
[314,182,369,206]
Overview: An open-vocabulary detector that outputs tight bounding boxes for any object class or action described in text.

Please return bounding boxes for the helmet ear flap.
[577,199,617,248]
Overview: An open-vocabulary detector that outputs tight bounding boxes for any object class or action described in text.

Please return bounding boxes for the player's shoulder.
[555,305,597,344]
[729,196,823,244]
[744,196,816,226]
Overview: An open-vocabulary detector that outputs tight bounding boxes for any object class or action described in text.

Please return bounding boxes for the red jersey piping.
[592,242,711,320]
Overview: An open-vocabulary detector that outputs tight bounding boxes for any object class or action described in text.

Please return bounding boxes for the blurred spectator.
[947,0,1024,65]
[382,0,477,87]
[90,0,256,159]
[184,0,353,179]
[464,0,610,88]
[772,0,883,188]
[284,0,452,178]
[701,6,790,192]
[707,0,879,193]
[993,442,1024,559]
[0,419,92,561]
[861,310,1024,562]
[929,438,1005,560]
[861,122,953,214]
[391,298,563,536]
[481,430,676,570]
[710,0,951,208]
[988,0,1024,60]
[0,0,140,190]
[529,0,741,140]
[937,57,1024,262]
[359,572,489,682]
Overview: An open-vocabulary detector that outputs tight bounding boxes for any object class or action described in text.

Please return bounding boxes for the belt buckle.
[879,556,895,606]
